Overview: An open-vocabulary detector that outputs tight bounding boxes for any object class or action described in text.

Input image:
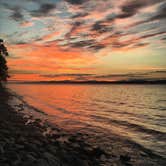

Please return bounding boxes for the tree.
[0,39,9,83]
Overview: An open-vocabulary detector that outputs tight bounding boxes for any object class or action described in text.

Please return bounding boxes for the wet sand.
[0,85,165,166]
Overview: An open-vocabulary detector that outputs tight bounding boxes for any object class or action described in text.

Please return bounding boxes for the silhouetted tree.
[0,39,9,83]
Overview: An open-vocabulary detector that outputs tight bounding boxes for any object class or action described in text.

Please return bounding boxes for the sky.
[0,0,166,82]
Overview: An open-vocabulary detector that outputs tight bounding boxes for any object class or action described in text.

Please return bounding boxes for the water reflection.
[9,84,166,157]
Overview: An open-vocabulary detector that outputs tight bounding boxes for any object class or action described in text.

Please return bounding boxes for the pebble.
[120,154,131,162]
[0,145,4,154]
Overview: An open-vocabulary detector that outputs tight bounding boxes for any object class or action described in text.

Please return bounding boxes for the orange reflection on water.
[10,84,94,130]
[9,83,166,158]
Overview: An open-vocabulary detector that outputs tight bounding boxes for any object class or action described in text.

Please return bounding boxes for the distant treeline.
[9,79,166,84]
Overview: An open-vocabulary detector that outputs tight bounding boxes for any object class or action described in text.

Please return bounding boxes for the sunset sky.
[0,0,166,82]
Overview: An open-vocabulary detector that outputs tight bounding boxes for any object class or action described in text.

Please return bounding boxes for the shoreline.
[0,85,165,166]
[0,86,103,166]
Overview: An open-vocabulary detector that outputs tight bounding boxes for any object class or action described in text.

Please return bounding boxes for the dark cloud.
[89,44,106,51]
[118,0,145,18]
[113,31,166,50]
[110,31,165,49]
[106,13,116,22]
[111,41,130,49]
[10,70,38,74]
[41,73,94,78]
[161,37,166,41]
[10,7,24,22]
[82,71,166,78]
[95,73,143,78]
[14,41,28,45]
[94,70,166,79]
[65,21,83,39]
[69,38,106,51]
[72,12,88,18]
[63,19,109,51]
[92,21,114,33]
[39,71,166,82]
[118,0,163,19]
[32,3,56,16]
[2,3,26,22]
[131,43,149,48]
[123,1,166,28]
[70,39,94,48]
[149,2,166,21]
[73,21,83,26]
[65,0,87,5]
[150,70,166,74]
[39,3,56,13]
[139,31,166,40]
[4,2,56,21]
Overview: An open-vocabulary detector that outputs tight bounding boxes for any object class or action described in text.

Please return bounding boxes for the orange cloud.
[7,41,97,81]
[41,31,62,41]
[20,21,34,27]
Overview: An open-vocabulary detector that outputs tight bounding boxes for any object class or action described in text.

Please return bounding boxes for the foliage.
[0,39,9,82]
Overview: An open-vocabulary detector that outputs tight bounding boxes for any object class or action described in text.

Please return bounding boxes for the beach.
[0,85,165,166]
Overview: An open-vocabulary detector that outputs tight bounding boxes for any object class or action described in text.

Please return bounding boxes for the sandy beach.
[0,85,165,166]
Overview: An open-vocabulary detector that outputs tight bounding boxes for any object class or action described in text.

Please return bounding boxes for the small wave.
[98,110,134,117]
[9,89,48,116]
[157,99,166,102]
[122,138,166,159]
[94,99,127,105]
[149,106,166,111]
[53,106,82,116]
[158,107,166,111]
[91,115,166,137]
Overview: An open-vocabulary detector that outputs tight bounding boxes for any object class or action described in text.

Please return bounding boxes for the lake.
[8,84,166,158]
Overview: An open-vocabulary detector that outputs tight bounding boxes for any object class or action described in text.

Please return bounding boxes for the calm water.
[9,84,166,158]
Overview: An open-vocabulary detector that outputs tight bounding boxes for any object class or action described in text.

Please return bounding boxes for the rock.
[79,160,89,166]
[26,154,36,162]
[13,158,21,166]
[47,159,60,166]
[91,147,106,158]
[5,151,19,161]
[120,154,131,162]
[15,144,24,150]
[43,152,55,159]
[36,159,49,166]
[32,140,43,146]
[1,129,10,135]
[28,152,38,158]
[100,154,107,161]
[18,104,24,107]
[43,152,60,166]
[47,145,57,155]
[25,142,38,152]
[17,136,26,144]
[0,145,4,154]
[62,153,89,166]
[0,164,9,166]
[140,151,148,157]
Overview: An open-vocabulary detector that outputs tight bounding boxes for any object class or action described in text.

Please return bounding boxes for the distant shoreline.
[8,79,166,85]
